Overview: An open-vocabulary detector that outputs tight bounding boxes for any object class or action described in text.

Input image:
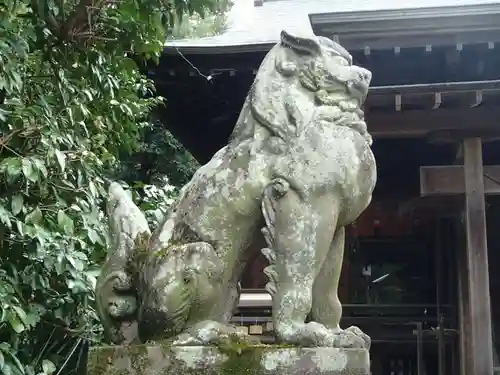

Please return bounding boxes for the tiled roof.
[164,0,500,51]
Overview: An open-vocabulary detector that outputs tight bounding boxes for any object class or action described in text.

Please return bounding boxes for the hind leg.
[311,226,370,349]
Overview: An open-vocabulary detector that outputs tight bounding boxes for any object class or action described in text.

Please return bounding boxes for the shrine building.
[151,1,500,374]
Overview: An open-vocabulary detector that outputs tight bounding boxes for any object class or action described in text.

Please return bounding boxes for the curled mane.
[229,31,372,147]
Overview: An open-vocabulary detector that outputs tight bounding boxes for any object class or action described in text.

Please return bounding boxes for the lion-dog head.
[231,30,372,148]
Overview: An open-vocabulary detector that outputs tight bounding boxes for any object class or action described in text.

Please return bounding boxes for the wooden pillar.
[454,146,471,375]
[456,216,471,375]
[419,138,496,374]
[463,137,494,375]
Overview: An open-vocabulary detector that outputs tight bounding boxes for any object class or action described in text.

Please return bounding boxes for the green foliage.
[133,179,178,228]
[168,0,232,39]
[0,0,224,373]
[118,120,199,187]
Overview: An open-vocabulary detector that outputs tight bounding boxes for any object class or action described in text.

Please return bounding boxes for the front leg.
[261,179,339,346]
[311,226,370,349]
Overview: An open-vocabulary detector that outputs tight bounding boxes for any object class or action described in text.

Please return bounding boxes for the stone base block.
[88,344,370,375]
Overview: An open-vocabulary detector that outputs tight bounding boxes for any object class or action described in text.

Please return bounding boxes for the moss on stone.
[216,342,297,375]
[219,345,263,375]
[87,343,370,375]
[129,345,151,375]
[88,344,151,375]
[87,346,112,375]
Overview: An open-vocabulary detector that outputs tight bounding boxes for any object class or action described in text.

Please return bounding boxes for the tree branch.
[31,0,61,37]
[63,0,112,40]
[63,0,94,38]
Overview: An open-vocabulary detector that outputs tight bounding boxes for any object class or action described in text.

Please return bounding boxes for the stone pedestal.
[87,344,370,375]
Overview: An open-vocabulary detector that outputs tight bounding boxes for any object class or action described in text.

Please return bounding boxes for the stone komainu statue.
[96,30,377,348]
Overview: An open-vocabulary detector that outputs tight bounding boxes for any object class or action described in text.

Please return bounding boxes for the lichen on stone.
[88,344,370,375]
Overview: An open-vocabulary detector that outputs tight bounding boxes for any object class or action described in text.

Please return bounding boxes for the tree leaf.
[12,306,28,326]
[22,158,38,182]
[16,220,25,236]
[2,363,12,375]
[8,313,24,333]
[41,360,55,375]
[8,351,25,375]
[11,195,23,216]
[0,108,10,122]
[32,158,48,178]
[5,158,21,179]
[25,207,43,224]
[87,228,100,244]
[54,150,66,172]
[57,210,74,234]
[0,204,11,228]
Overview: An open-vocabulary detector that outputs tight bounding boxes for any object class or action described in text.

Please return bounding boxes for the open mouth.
[350,83,369,107]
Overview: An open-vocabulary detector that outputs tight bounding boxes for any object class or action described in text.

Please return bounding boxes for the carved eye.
[331,55,349,66]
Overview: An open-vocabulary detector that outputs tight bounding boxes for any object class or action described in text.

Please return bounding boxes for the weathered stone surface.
[95,29,376,349]
[88,344,370,375]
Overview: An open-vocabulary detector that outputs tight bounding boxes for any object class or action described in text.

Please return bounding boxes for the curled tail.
[96,182,151,344]
[261,178,290,297]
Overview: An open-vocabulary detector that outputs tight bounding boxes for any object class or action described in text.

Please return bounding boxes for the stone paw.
[277,321,371,349]
[333,326,371,350]
[276,321,337,347]
[172,320,259,346]
[171,332,204,346]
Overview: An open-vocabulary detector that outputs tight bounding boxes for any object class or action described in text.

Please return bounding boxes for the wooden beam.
[463,137,494,375]
[420,165,500,196]
[368,79,500,97]
[367,107,500,138]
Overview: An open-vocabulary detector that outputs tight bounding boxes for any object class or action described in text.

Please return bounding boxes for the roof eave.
[310,3,500,24]
[310,3,500,50]
[162,41,275,55]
